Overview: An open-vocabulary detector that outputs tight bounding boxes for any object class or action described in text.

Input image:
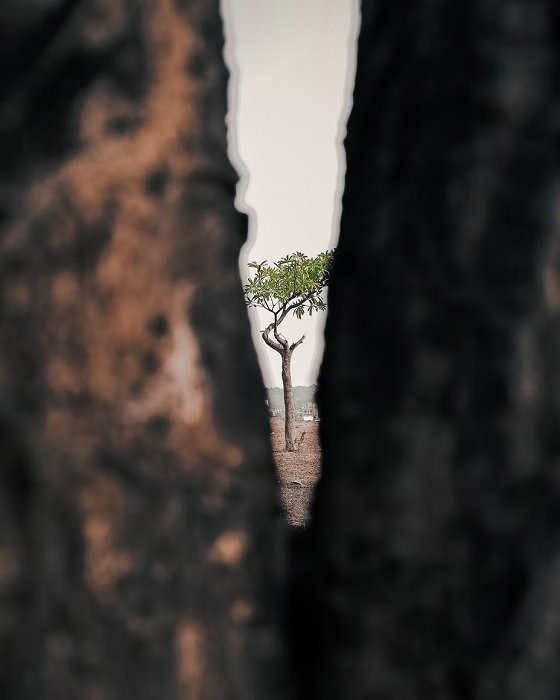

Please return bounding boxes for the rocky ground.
[271,418,321,528]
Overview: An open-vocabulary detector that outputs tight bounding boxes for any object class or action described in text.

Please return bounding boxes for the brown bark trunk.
[282,349,296,451]
[0,1,286,698]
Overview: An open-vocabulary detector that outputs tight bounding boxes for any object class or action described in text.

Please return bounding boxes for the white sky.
[221,0,359,387]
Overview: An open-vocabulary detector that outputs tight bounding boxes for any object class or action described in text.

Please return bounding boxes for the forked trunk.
[281,349,296,451]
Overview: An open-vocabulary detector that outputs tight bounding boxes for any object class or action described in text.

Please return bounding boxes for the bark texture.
[293,2,560,699]
[262,321,300,452]
[281,350,296,452]
[0,1,284,698]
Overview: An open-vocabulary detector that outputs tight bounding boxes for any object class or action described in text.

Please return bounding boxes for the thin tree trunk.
[282,349,296,451]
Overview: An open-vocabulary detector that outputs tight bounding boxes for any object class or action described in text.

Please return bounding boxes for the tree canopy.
[244,250,334,322]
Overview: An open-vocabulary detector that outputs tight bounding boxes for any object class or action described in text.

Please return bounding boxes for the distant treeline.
[266,385,317,415]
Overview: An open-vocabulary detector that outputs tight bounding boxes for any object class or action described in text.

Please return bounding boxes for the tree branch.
[278,300,303,325]
[277,289,318,325]
[273,313,288,348]
[262,322,284,354]
[290,334,306,352]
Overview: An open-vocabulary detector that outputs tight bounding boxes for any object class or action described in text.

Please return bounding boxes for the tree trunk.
[293,0,560,700]
[0,1,286,698]
[291,1,560,699]
[281,349,296,451]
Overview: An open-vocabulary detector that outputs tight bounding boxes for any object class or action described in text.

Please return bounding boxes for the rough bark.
[262,320,299,451]
[281,349,296,452]
[292,1,560,699]
[0,1,285,698]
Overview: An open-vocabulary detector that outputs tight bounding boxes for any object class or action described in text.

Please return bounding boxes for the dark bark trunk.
[291,1,560,699]
[0,1,286,698]
[281,349,296,451]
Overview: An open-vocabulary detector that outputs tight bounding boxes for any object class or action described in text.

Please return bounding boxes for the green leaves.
[244,250,334,319]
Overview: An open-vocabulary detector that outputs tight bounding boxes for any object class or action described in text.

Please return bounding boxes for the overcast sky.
[221,0,359,387]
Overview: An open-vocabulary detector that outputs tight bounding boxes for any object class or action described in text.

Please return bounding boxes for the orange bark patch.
[208,531,248,566]
[81,477,134,596]
[230,600,252,624]
[46,358,83,394]
[176,621,204,699]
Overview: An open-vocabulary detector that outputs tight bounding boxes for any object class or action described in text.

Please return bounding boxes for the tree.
[244,251,333,451]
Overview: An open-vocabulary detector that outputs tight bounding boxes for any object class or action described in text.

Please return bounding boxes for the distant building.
[301,401,319,421]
